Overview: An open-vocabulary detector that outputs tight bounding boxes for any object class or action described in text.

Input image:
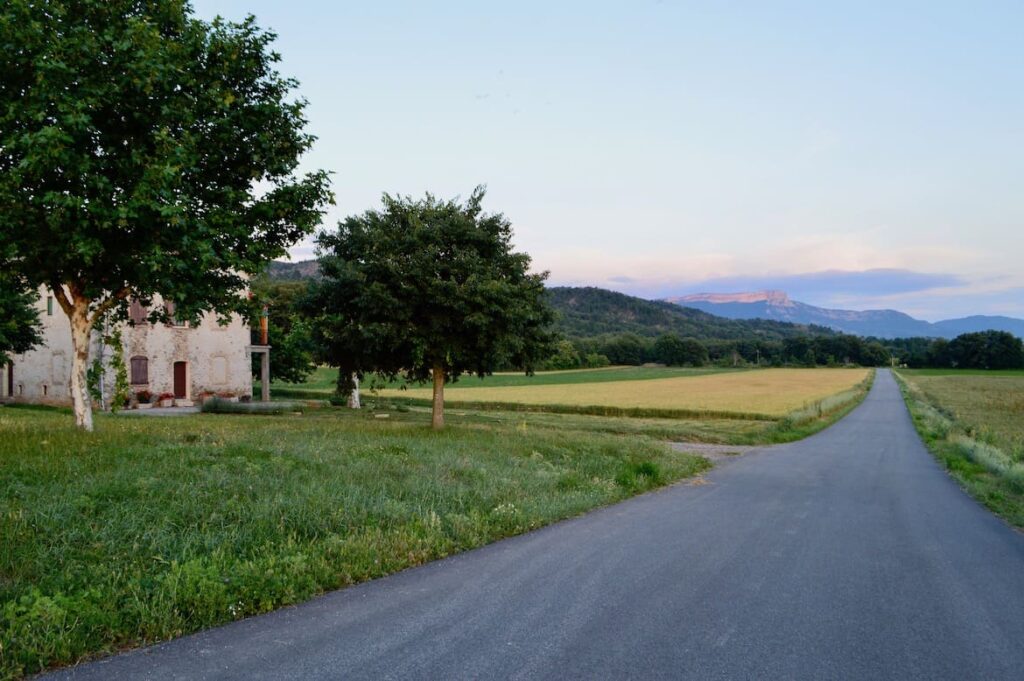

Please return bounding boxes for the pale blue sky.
[193,1,1023,320]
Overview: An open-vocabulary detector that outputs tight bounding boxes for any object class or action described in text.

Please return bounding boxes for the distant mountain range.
[547,287,833,341]
[668,291,1024,339]
[266,260,320,280]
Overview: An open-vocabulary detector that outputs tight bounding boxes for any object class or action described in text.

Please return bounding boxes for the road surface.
[53,370,1024,680]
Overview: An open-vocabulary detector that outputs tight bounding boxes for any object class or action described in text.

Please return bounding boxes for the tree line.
[881,331,1024,369]
[535,332,892,369]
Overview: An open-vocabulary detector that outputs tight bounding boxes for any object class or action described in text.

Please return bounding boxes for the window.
[165,301,187,327]
[129,299,148,325]
[47,296,54,316]
[130,356,149,385]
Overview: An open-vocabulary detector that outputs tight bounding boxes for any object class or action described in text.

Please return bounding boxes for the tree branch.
[90,287,131,326]
[50,281,74,317]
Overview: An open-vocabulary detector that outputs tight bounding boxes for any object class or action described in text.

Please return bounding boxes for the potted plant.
[217,390,239,403]
[135,390,153,410]
[157,392,175,408]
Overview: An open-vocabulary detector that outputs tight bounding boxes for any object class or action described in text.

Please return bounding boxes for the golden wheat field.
[379,368,871,417]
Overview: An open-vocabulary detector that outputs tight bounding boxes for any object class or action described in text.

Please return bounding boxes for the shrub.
[200,398,304,415]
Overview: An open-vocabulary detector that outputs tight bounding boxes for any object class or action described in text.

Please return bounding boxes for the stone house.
[0,289,262,406]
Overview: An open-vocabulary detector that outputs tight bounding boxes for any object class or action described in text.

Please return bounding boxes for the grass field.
[0,405,709,678]
[376,368,872,419]
[896,370,1024,527]
[899,368,1024,377]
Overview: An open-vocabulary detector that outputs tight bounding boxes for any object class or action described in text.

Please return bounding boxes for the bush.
[200,398,305,415]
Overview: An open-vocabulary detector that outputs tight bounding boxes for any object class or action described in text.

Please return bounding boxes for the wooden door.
[173,361,187,399]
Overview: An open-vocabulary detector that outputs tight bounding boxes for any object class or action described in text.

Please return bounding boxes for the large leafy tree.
[0,1,331,429]
[948,330,1024,369]
[306,187,555,429]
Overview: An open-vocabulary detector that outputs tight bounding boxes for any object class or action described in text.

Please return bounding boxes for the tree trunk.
[431,364,445,430]
[68,301,95,431]
[347,374,360,409]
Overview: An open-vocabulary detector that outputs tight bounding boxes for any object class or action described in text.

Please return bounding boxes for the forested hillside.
[548,287,832,340]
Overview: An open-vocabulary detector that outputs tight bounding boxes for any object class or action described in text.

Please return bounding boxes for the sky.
[192,1,1024,321]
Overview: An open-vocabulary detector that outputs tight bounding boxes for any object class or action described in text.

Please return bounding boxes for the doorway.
[173,361,188,399]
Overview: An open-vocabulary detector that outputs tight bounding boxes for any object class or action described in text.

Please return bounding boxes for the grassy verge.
[894,371,1024,528]
[0,406,708,679]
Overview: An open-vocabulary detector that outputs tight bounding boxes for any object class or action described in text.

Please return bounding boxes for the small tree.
[0,268,41,364]
[249,279,318,384]
[0,270,41,363]
[545,340,582,370]
[0,1,331,429]
[307,187,555,429]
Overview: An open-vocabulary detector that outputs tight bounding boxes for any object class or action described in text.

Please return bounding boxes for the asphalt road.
[52,369,1024,680]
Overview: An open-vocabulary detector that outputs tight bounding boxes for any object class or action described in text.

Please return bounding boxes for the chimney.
[260,306,269,345]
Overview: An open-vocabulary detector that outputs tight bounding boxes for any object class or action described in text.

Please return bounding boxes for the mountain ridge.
[545,287,833,340]
[669,291,1024,339]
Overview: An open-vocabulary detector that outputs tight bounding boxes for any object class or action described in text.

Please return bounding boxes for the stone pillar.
[260,349,270,402]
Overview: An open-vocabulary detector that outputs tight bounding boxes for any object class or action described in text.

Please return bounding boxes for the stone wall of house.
[4,289,253,406]
[120,310,253,401]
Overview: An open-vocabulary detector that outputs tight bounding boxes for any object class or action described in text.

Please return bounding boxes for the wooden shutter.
[130,356,149,385]
[129,299,147,325]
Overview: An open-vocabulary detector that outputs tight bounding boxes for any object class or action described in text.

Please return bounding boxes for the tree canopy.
[653,334,709,367]
[0,0,331,428]
[0,271,41,364]
[306,187,555,428]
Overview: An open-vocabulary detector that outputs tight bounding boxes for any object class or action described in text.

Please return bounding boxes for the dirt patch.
[670,442,771,464]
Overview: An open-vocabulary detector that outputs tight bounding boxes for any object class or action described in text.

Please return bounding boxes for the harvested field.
[379,368,871,418]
